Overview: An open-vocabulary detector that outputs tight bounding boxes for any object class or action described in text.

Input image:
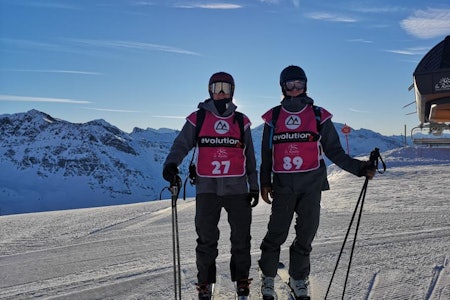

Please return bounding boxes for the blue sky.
[1,1,449,136]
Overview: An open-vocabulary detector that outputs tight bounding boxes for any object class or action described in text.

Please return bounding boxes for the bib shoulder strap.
[312,105,322,131]
[233,111,245,142]
[195,108,206,141]
[271,105,282,127]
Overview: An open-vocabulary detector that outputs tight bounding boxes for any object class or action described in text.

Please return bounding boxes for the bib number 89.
[283,156,303,170]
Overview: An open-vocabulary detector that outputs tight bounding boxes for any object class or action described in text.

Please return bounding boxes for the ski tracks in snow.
[358,258,450,300]
[1,163,450,299]
[363,270,380,299]
[84,199,196,237]
[426,256,449,300]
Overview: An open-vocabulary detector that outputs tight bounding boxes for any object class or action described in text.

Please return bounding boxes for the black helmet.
[208,72,235,98]
[280,65,307,95]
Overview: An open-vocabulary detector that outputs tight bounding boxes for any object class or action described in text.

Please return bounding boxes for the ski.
[277,262,311,300]
[210,283,216,300]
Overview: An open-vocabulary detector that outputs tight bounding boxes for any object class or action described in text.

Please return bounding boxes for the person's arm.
[260,123,274,203]
[244,128,259,191]
[260,123,273,187]
[164,121,196,167]
[320,119,370,177]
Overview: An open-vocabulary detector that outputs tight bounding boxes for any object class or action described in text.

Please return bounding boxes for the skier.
[162,72,259,299]
[258,65,376,300]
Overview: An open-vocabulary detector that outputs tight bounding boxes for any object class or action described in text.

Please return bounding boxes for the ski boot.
[236,278,252,299]
[289,277,310,300]
[261,274,276,300]
[196,282,213,300]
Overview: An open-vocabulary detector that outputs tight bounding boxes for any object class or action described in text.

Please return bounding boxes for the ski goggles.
[209,82,233,95]
[284,80,306,91]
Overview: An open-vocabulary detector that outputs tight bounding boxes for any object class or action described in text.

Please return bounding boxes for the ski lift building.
[412,35,450,145]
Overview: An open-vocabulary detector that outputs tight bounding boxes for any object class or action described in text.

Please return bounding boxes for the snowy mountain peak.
[1,110,405,215]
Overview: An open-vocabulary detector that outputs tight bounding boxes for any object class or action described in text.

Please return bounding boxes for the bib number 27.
[283,156,303,170]
[212,160,231,174]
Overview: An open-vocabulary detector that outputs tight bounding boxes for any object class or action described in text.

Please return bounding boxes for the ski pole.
[324,178,368,300]
[324,148,385,300]
[341,177,369,299]
[170,175,182,300]
[341,148,385,299]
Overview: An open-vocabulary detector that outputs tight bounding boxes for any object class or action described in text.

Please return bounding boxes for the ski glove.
[358,160,376,179]
[261,186,273,204]
[248,189,259,207]
[163,162,179,184]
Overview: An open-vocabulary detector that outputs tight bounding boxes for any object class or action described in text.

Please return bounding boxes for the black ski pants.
[195,193,252,284]
[258,188,321,280]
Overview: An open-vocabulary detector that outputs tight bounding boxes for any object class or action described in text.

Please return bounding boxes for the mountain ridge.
[0,109,404,215]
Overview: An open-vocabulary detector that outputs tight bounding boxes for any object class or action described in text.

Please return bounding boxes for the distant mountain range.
[0,110,404,215]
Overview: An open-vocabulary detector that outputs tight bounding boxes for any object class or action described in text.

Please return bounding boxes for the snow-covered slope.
[0,147,448,299]
[1,110,404,215]
[0,110,180,215]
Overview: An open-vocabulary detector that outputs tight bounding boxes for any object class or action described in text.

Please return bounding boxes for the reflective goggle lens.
[284,80,305,91]
[210,82,232,94]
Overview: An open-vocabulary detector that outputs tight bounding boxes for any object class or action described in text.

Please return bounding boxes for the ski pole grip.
[369,147,386,173]
[170,175,182,198]
[369,148,379,167]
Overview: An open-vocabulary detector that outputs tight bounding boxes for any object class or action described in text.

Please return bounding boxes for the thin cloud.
[82,107,141,113]
[349,108,369,113]
[1,38,200,57]
[67,39,201,56]
[152,115,186,119]
[306,12,357,23]
[0,38,105,57]
[1,38,71,52]
[258,0,299,7]
[4,69,103,75]
[174,3,242,9]
[400,8,450,39]
[131,1,156,7]
[384,47,430,56]
[349,5,408,14]
[11,1,80,10]
[258,0,280,4]
[0,95,92,104]
[347,39,373,44]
